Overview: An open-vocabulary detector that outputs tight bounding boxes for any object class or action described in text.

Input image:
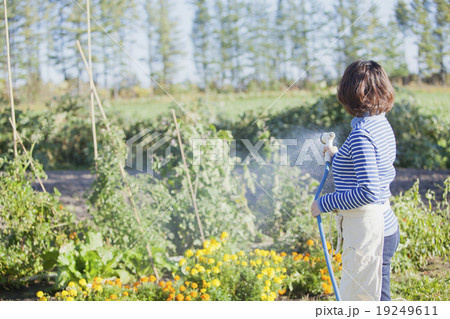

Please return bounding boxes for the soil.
[38,168,449,220]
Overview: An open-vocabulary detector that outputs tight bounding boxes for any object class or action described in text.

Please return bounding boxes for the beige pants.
[336,203,388,301]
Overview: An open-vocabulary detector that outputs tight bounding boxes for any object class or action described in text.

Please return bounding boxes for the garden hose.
[315,132,341,301]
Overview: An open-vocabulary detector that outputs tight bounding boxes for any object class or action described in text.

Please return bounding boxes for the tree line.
[0,0,448,100]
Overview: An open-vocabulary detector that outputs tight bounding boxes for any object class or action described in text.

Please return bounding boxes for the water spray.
[315,132,341,301]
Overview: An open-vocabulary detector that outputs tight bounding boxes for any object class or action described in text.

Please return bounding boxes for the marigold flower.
[305,253,310,257]
[307,239,314,246]
[198,266,205,273]
[292,252,297,256]
[280,252,287,257]
[191,269,198,276]
[159,281,166,288]
[55,292,61,298]
[39,297,47,301]
[68,281,76,288]
[167,293,175,301]
[264,261,270,266]
[69,289,77,297]
[93,277,102,285]
[179,258,187,266]
[220,232,229,241]
[304,256,310,262]
[241,261,248,267]
[200,288,206,293]
[211,279,221,287]
[282,267,287,273]
[191,291,198,298]
[140,276,149,283]
[208,258,215,265]
[270,291,277,299]
[186,267,191,272]
[191,282,198,289]
[212,266,220,274]
[176,294,184,301]
[79,278,87,287]
[256,259,262,265]
[132,287,138,292]
[201,293,210,301]
[250,261,257,267]
[123,291,129,297]
[268,296,275,301]
[261,294,267,301]
[36,291,44,298]
[61,290,69,298]
[147,275,156,282]
[109,294,117,300]
[265,280,271,287]
[185,249,194,258]
[263,286,270,292]
[180,285,186,292]
[273,277,282,284]
[203,240,211,249]
[166,281,173,287]
[223,254,230,262]
[66,297,74,301]
[174,275,181,281]
[278,289,286,295]
[257,274,263,280]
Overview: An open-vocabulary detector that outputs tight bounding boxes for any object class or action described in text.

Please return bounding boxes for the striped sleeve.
[318,130,381,212]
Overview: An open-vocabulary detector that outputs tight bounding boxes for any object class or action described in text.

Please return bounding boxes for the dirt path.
[40,168,449,220]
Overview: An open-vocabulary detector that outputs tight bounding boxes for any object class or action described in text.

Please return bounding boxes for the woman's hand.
[310,200,321,217]
[323,145,339,158]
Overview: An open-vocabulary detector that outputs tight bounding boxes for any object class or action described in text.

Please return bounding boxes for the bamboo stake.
[9,118,46,193]
[86,0,98,171]
[171,109,205,243]
[3,0,17,157]
[76,40,159,279]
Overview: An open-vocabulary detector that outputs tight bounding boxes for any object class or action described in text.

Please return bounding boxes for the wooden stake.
[86,0,98,171]
[9,118,46,193]
[3,0,17,157]
[171,109,205,243]
[76,40,159,279]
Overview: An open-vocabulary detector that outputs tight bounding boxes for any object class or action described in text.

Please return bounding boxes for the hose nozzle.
[320,132,335,163]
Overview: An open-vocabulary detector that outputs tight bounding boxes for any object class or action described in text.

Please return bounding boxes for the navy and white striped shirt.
[318,113,399,236]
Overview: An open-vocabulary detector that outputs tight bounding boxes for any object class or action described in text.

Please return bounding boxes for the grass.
[391,258,450,301]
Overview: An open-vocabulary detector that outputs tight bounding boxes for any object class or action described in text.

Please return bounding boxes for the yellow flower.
[174,275,181,281]
[201,293,210,301]
[280,252,287,257]
[185,249,194,258]
[326,241,332,250]
[241,261,248,267]
[208,258,215,264]
[140,276,149,283]
[198,266,205,273]
[220,231,229,241]
[304,256,310,262]
[203,240,211,249]
[176,294,184,301]
[185,295,192,301]
[270,291,276,299]
[191,282,198,289]
[149,275,157,282]
[191,269,198,276]
[238,250,244,257]
[110,294,117,300]
[307,239,314,246]
[180,285,186,292]
[256,259,262,265]
[268,296,275,301]
[79,278,87,287]
[159,281,166,288]
[217,261,223,267]
[66,297,74,301]
[257,274,263,280]
[54,292,61,298]
[39,297,47,301]
[223,254,230,262]
[68,281,76,288]
[200,288,206,293]
[36,291,44,298]
[69,289,77,297]
[264,261,270,266]
[186,267,191,272]
[61,290,69,298]
[191,291,198,298]
[179,258,187,266]
[265,280,271,287]
[167,293,175,301]
[211,279,221,287]
[261,294,267,301]
[274,277,282,284]
[123,291,129,297]
[93,277,102,285]
[250,260,257,267]
[263,286,270,292]
[292,252,297,256]
[212,266,220,274]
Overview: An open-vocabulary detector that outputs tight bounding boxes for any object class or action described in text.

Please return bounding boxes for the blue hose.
[314,161,341,301]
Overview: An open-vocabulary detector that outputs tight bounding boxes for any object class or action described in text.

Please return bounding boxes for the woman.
[310,60,400,301]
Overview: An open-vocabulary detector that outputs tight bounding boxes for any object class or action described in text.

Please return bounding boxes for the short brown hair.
[337,60,394,117]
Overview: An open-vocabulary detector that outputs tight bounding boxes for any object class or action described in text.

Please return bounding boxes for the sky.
[44,0,417,86]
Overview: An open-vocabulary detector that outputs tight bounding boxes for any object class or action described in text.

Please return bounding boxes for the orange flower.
[304,256,310,262]
[185,295,192,301]
[167,293,175,301]
[278,289,286,295]
[190,291,198,298]
[180,285,186,292]
[307,239,314,246]
[174,275,181,281]
[159,281,165,288]
[191,282,198,289]
[122,291,129,297]
[149,275,157,282]
[133,282,140,287]
[132,287,138,292]
[292,252,297,256]
[201,293,210,301]
[280,252,287,257]
[176,294,184,301]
